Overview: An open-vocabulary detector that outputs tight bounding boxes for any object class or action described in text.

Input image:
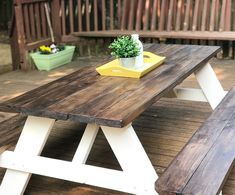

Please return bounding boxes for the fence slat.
[35,3,42,39]
[225,0,231,31]
[209,0,216,31]
[102,0,106,30]
[93,0,98,30]
[51,0,61,42]
[23,5,31,42]
[84,0,89,31]
[201,0,209,31]
[110,0,114,30]
[128,0,135,30]
[29,3,36,40]
[151,0,158,31]
[219,0,226,31]
[117,0,121,28]
[69,0,74,32]
[192,0,200,31]
[40,2,47,37]
[143,0,150,30]
[135,0,143,31]
[183,0,191,31]
[175,0,183,31]
[167,0,174,31]
[159,0,167,31]
[121,0,128,30]
[61,0,66,34]
[77,0,82,32]
[233,0,235,31]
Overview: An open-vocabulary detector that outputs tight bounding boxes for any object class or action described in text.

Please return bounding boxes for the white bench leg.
[194,63,227,109]
[101,124,158,195]
[0,116,55,195]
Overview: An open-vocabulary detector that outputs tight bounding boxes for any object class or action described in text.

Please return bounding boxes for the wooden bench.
[155,86,235,195]
[0,114,26,154]
[70,0,235,41]
[11,0,235,70]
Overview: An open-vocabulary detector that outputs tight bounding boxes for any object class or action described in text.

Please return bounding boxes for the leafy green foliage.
[108,36,140,58]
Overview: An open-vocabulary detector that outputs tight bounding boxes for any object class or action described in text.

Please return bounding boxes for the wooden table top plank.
[0,66,101,114]
[0,44,220,127]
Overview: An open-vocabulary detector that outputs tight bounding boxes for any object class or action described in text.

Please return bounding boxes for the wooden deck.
[0,56,235,194]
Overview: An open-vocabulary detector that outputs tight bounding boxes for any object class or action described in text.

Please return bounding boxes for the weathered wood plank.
[77,0,82,32]
[135,0,143,31]
[85,0,89,31]
[156,86,235,195]
[0,114,26,152]
[0,45,220,127]
[72,30,235,41]
[183,114,235,194]
[69,0,75,33]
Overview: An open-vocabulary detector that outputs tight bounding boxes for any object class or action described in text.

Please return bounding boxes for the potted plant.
[30,44,75,71]
[109,35,141,69]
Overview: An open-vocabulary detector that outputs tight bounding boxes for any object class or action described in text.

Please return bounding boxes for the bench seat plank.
[72,30,235,41]
[183,114,235,194]
[156,86,235,195]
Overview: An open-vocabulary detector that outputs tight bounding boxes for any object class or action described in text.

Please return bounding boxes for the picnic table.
[0,44,226,195]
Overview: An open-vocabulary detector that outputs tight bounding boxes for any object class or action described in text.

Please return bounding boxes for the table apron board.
[0,62,226,194]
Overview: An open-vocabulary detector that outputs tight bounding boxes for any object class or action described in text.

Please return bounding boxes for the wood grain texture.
[72,30,235,41]
[0,114,26,153]
[0,45,220,127]
[156,86,235,195]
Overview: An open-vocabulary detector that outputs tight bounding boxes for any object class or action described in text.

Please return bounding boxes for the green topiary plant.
[108,36,140,58]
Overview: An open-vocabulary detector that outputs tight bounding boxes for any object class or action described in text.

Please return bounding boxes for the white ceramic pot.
[119,57,136,69]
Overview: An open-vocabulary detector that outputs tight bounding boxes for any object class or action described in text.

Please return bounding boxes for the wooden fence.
[11,0,235,70]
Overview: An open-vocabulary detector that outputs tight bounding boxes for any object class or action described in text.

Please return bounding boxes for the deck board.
[0,56,235,194]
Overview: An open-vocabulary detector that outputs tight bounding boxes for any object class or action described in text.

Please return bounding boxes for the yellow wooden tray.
[96,51,166,78]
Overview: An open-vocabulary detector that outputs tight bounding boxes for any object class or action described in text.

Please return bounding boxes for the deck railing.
[11,0,235,70]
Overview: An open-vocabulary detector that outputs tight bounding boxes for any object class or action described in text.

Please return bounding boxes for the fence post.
[51,0,61,43]
[10,0,27,70]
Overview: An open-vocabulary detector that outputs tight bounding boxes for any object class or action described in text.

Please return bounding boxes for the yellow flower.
[39,45,52,54]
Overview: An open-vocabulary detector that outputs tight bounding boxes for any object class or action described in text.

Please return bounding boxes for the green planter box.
[31,46,75,71]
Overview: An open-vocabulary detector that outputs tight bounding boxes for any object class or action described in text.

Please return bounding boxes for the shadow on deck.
[0,56,235,194]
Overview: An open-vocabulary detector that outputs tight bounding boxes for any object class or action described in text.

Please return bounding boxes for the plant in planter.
[31,44,75,71]
[108,35,141,69]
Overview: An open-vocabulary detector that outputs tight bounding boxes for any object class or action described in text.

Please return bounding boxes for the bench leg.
[0,116,55,195]
[101,124,158,195]
[194,63,227,109]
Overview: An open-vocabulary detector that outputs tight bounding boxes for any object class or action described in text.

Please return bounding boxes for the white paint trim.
[0,116,55,195]
[0,150,156,195]
[101,124,158,194]
[194,63,227,109]
[173,88,208,102]
[72,123,99,163]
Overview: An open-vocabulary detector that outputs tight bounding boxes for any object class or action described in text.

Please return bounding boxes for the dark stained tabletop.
[0,44,220,127]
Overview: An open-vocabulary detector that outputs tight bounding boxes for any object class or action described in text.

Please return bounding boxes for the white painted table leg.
[0,116,55,195]
[101,124,158,195]
[194,63,227,109]
[72,123,99,163]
